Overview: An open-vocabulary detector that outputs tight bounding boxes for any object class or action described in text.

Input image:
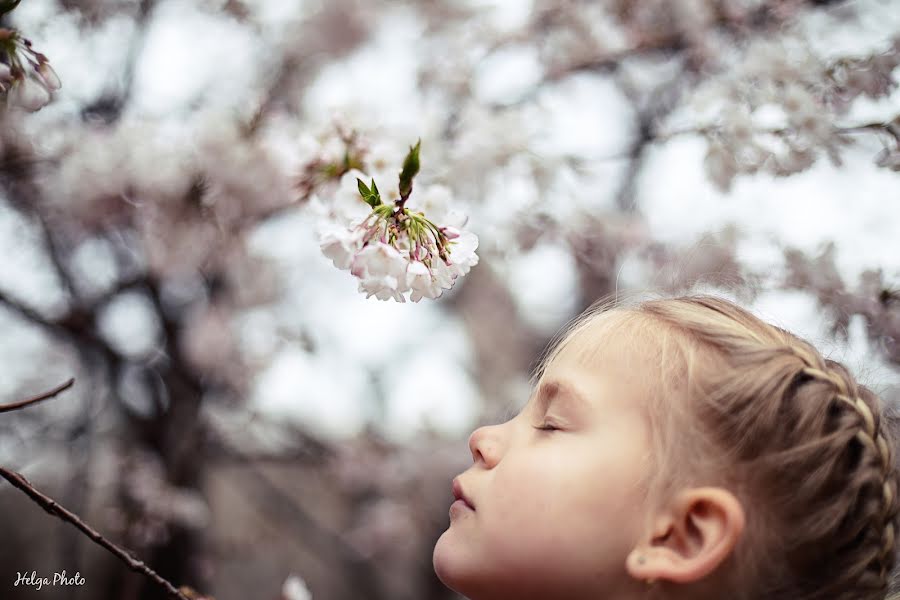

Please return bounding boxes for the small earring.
[635,554,656,585]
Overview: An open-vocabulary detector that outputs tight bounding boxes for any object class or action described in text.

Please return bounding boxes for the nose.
[468,423,504,468]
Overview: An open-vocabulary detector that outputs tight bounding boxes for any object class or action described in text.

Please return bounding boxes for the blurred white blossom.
[281,574,312,600]
[678,35,900,190]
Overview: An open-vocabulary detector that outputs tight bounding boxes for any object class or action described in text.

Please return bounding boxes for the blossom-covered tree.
[0,1,898,599]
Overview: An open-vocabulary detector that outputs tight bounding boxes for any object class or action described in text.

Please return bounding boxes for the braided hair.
[554,294,900,599]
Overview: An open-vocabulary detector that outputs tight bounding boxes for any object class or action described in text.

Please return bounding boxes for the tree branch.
[0,466,192,600]
[654,116,900,144]
[0,288,59,334]
[244,465,392,600]
[0,378,74,413]
[34,213,80,306]
[839,119,900,143]
[1,379,206,599]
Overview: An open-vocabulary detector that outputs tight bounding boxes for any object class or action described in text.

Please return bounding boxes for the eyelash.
[534,423,560,432]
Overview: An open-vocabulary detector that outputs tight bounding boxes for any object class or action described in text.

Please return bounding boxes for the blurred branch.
[0,288,58,333]
[245,466,393,600]
[782,244,900,366]
[655,116,900,143]
[0,378,74,413]
[80,0,160,123]
[35,213,81,305]
[0,466,194,600]
[840,118,900,143]
[114,0,158,112]
[0,380,196,598]
[203,411,335,466]
[615,67,685,212]
[91,274,147,307]
[614,113,654,212]
[544,39,685,82]
[0,159,80,308]
[207,448,328,465]
[494,0,792,107]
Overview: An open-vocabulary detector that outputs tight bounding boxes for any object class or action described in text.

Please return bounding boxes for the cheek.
[492,447,644,542]
[433,446,648,596]
[488,452,597,541]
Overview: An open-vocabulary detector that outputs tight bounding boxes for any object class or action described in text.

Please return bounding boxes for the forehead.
[537,310,661,409]
[549,310,653,369]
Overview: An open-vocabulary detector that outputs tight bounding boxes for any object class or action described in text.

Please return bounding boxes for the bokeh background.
[1,0,899,598]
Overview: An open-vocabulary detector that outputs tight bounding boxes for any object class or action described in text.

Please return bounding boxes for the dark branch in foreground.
[0,466,192,600]
[1,381,204,599]
[0,378,75,414]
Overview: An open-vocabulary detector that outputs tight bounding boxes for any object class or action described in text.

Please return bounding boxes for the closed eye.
[534,423,560,432]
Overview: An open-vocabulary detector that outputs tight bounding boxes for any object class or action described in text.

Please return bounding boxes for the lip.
[452,477,475,510]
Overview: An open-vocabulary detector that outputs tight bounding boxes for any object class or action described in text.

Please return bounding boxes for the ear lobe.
[627,487,745,585]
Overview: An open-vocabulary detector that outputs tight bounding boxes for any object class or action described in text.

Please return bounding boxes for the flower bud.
[440,226,460,240]
[36,62,61,91]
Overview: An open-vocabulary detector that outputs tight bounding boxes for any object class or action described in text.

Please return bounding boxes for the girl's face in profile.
[433,317,658,600]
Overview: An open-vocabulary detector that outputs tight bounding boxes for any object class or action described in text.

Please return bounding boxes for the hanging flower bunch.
[0,1,61,112]
[318,141,479,302]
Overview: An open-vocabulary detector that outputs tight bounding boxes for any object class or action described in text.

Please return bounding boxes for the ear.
[626,487,745,585]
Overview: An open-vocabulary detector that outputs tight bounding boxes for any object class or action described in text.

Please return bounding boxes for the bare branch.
[0,288,58,333]
[840,119,900,143]
[88,274,147,309]
[655,116,900,144]
[543,39,684,82]
[0,466,193,600]
[78,0,160,123]
[0,378,74,414]
[34,213,80,306]
[244,465,392,600]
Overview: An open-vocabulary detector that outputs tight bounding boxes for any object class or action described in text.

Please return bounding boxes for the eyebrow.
[533,379,591,415]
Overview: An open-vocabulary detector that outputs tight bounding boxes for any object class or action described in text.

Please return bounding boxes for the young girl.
[432,294,900,600]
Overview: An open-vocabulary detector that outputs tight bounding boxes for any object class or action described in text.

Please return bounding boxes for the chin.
[435,537,509,600]
[433,541,551,600]
[432,533,454,585]
[433,532,473,594]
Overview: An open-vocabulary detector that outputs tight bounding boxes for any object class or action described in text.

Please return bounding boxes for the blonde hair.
[535,293,900,600]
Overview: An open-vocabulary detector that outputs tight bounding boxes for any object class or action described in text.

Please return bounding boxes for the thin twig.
[0,466,191,600]
[654,117,900,144]
[0,378,75,414]
[840,120,900,143]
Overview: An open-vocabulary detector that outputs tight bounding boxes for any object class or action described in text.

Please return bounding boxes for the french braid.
[571,294,900,600]
[799,360,900,593]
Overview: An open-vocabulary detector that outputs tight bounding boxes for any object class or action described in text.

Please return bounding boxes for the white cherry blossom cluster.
[687,37,900,190]
[316,142,479,302]
[0,28,61,112]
